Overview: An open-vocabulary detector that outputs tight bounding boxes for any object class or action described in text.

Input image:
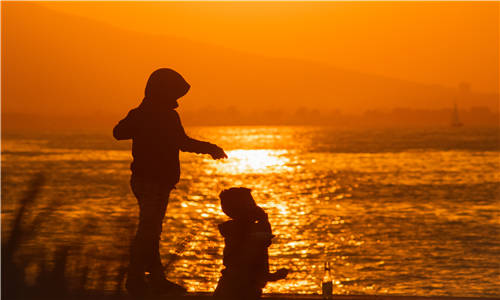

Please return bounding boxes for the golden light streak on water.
[2,127,499,296]
[211,149,291,174]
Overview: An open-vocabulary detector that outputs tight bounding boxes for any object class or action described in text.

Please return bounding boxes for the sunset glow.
[2,2,499,299]
[212,149,291,174]
[2,2,498,129]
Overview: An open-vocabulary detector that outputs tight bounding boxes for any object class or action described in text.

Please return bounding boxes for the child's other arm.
[113,109,139,140]
[253,206,289,282]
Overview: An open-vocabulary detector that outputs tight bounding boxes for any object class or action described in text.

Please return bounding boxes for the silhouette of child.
[113,68,227,297]
[214,187,289,300]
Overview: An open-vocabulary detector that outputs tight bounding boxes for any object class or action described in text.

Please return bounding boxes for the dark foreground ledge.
[265,296,498,300]
[146,292,500,300]
[258,295,500,300]
[17,292,500,300]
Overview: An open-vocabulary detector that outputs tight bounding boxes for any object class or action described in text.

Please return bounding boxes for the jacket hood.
[145,68,190,102]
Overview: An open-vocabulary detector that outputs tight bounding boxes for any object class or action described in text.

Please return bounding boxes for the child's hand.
[275,268,289,280]
[210,145,228,160]
[269,268,289,281]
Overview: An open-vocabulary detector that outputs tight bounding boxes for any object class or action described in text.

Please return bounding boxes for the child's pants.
[128,176,172,279]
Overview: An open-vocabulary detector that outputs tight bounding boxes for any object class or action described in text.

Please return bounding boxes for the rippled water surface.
[2,127,499,296]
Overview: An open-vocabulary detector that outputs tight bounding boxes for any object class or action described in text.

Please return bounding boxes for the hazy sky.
[42,1,499,94]
[3,1,499,129]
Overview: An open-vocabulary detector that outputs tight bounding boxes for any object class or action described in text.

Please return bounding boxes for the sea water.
[2,126,499,296]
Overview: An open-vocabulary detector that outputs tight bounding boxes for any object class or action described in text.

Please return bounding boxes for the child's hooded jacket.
[113,68,217,186]
[217,219,274,292]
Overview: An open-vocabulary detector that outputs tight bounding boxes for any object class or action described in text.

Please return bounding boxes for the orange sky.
[2,1,499,129]
[41,1,499,94]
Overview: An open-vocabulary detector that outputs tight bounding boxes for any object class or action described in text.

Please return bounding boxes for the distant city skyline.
[3,106,498,131]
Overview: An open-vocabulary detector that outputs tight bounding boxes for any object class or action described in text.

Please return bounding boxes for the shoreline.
[74,292,500,300]
[190,293,500,300]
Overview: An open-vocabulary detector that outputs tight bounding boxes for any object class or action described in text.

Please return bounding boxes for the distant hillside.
[2,3,498,126]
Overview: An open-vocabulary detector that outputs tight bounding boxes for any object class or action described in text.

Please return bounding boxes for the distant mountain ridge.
[2,3,498,125]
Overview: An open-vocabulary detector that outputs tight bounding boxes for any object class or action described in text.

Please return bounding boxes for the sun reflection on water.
[2,128,499,296]
[211,149,291,174]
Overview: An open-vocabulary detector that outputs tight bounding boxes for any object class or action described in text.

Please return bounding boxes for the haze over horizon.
[2,2,499,128]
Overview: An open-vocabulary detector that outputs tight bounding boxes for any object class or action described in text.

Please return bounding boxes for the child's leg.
[128,177,170,284]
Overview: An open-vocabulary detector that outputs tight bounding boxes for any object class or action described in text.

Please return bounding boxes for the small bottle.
[321,261,333,299]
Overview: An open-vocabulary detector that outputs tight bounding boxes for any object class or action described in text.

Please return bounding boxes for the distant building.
[451,82,469,127]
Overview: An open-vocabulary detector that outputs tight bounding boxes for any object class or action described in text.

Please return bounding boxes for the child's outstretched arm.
[253,206,289,282]
[175,112,227,159]
[267,268,289,282]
